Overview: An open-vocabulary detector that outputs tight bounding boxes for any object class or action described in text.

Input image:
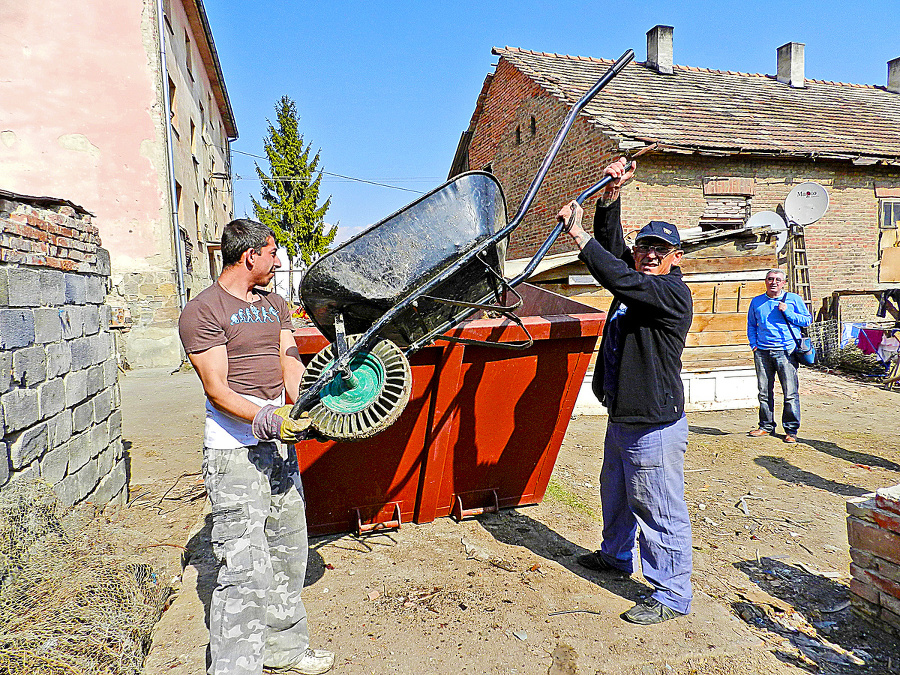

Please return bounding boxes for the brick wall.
[0,195,126,507]
[847,486,900,636]
[467,58,900,309]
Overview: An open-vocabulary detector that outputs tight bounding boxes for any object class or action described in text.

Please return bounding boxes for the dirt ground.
[112,366,900,675]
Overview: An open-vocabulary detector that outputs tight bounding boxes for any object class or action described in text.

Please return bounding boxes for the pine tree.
[251,96,336,302]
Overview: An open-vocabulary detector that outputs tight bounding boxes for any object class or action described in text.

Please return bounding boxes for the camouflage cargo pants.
[203,441,310,675]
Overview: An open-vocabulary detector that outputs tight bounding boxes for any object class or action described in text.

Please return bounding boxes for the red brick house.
[453,27,900,306]
[450,26,900,407]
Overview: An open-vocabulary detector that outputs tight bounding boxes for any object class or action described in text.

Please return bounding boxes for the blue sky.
[204,0,898,245]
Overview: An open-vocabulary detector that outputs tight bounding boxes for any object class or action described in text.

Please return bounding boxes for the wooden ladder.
[787,222,813,314]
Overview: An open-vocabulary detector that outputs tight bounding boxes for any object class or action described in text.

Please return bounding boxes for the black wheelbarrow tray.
[292,49,635,441]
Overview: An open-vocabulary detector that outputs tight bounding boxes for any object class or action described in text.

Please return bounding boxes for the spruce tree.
[251,96,336,301]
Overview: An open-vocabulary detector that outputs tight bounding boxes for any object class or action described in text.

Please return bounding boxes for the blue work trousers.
[753,348,800,434]
[598,416,693,614]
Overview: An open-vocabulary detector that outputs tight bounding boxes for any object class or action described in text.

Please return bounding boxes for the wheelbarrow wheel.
[299,336,412,441]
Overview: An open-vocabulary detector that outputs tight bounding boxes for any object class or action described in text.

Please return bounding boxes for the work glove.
[252,404,312,444]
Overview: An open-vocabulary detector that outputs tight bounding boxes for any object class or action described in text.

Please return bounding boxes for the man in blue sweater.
[746,269,812,443]
[558,157,693,625]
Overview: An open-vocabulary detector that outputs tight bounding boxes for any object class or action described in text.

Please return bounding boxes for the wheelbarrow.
[291,49,635,440]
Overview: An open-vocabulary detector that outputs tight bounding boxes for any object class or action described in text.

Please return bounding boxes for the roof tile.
[492,47,900,160]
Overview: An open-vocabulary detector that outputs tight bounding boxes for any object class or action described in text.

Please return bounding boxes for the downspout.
[156,0,187,310]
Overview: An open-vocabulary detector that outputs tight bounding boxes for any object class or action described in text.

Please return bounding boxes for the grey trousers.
[203,441,310,675]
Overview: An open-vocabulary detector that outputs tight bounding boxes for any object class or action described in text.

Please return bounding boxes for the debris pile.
[0,480,172,675]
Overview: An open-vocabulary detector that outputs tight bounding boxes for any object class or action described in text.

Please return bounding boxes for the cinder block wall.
[846,486,900,636]
[467,58,900,311]
[0,195,126,507]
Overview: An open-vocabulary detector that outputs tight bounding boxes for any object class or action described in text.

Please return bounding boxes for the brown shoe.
[748,429,770,437]
[783,434,797,443]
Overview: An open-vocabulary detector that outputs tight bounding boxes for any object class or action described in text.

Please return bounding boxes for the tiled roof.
[493,46,900,162]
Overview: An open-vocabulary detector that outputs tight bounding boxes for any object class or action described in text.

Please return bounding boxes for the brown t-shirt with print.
[178,282,293,401]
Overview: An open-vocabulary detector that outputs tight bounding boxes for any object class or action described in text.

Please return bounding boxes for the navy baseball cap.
[635,221,680,247]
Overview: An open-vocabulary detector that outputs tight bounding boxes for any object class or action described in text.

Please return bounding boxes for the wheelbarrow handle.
[574,160,635,206]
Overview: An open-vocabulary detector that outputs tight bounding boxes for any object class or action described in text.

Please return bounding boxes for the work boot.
[622,598,685,625]
[576,550,630,576]
[265,649,335,675]
[783,434,798,443]
[747,428,770,437]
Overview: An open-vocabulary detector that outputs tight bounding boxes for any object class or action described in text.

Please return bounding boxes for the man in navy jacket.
[558,157,693,624]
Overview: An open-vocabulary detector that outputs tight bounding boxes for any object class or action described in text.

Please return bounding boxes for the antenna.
[784,182,829,225]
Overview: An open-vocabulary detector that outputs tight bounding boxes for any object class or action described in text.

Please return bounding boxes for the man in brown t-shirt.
[179,219,334,675]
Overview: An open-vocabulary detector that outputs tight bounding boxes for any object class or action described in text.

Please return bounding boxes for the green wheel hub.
[299,336,412,441]
[320,351,386,414]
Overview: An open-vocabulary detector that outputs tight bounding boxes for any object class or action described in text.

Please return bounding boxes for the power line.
[231,149,432,194]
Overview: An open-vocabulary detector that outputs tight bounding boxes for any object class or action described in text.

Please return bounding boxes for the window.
[190,118,197,155]
[162,0,173,33]
[530,116,536,136]
[168,77,178,136]
[195,202,201,241]
[184,29,193,81]
[515,126,521,145]
[879,199,900,257]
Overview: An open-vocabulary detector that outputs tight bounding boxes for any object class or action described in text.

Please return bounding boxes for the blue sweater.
[747,292,812,350]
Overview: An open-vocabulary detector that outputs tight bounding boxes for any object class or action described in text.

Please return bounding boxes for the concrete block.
[8,422,48,468]
[0,442,8,487]
[5,267,42,307]
[55,472,80,508]
[46,409,73,446]
[89,462,127,506]
[38,377,65,419]
[98,440,115,476]
[82,304,100,335]
[100,304,111,331]
[0,351,11,393]
[102,357,118,388]
[70,336,92,370]
[9,461,39,488]
[46,342,71,378]
[93,386,113,423]
[93,333,111,365]
[68,430,92,472]
[64,368,88,407]
[108,408,122,441]
[0,309,35,349]
[1,387,40,432]
[95,248,111,277]
[64,273,87,305]
[40,269,65,306]
[33,307,63,344]
[59,306,84,339]
[89,422,107,457]
[85,275,106,304]
[74,457,99,498]
[12,344,46,387]
[40,443,69,484]
[86,364,103,396]
[72,400,93,433]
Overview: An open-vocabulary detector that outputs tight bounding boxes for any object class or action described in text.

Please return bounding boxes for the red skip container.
[293,284,604,536]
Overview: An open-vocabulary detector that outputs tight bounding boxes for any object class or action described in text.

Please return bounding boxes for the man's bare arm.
[188,345,261,422]
[280,329,305,404]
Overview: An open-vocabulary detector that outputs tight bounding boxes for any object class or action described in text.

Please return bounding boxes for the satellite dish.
[784,182,829,225]
[747,210,788,253]
[746,210,786,231]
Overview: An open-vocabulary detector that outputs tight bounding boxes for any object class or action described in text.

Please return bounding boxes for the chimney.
[646,25,674,75]
[777,42,805,88]
[889,57,900,94]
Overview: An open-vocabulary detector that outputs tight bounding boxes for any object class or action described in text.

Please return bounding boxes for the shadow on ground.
[754,455,870,498]
[476,508,651,608]
[733,557,900,673]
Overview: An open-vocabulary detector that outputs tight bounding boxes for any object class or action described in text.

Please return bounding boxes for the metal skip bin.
[292,283,604,536]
